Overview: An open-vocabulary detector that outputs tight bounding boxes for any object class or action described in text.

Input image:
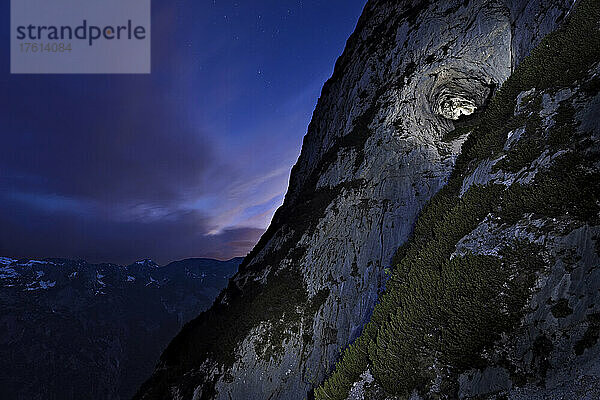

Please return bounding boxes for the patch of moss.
[574,313,600,355]
[551,299,574,319]
[493,95,543,173]
[581,75,600,97]
[350,261,360,278]
[532,335,553,385]
[548,100,578,151]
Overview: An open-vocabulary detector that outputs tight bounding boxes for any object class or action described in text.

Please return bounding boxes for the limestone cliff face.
[344,64,600,400]
[135,1,575,399]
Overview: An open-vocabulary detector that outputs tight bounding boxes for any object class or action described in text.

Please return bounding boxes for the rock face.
[318,0,600,398]
[135,1,577,399]
[343,72,600,398]
[0,257,240,400]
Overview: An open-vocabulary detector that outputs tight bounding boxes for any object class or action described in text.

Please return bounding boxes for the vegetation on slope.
[316,0,600,398]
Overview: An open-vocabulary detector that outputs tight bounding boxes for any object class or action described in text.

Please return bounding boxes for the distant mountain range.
[0,256,242,400]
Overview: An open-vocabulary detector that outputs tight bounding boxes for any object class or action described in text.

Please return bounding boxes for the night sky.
[0,0,367,264]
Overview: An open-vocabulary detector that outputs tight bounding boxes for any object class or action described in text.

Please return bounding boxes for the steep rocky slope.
[318,0,600,398]
[0,257,240,400]
[135,1,581,399]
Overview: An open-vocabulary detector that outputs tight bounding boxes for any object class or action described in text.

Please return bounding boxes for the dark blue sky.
[0,1,367,264]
